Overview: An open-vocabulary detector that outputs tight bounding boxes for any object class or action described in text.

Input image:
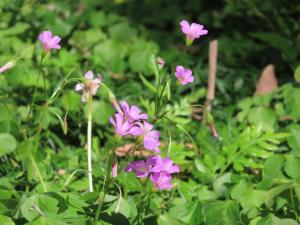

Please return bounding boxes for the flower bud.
[0,61,15,74]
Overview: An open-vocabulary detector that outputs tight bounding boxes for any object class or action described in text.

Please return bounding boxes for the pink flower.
[125,155,179,190]
[75,71,102,102]
[150,156,180,174]
[120,100,148,122]
[130,121,160,152]
[125,156,157,177]
[150,172,173,190]
[38,31,61,51]
[109,112,134,137]
[0,61,15,74]
[180,20,208,45]
[175,66,194,85]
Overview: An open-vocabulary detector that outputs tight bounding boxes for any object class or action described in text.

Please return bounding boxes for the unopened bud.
[58,169,66,175]
[112,162,118,177]
[156,57,165,70]
[0,61,15,74]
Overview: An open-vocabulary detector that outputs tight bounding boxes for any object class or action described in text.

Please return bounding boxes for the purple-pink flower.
[150,172,173,190]
[121,100,148,122]
[38,31,61,51]
[150,157,180,174]
[109,112,133,137]
[180,20,208,45]
[125,155,179,190]
[0,61,15,74]
[75,71,102,102]
[175,66,194,85]
[130,121,160,152]
[125,156,157,177]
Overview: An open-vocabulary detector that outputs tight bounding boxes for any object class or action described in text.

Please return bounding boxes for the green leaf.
[92,101,114,125]
[0,23,29,37]
[107,196,131,218]
[0,215,15,225]
[294,65,300,83]
[202,201,243,225]
[25,216,68,225]
[157,214,186,225]
[38,194,59,214]
[20,195,39,222]
[260,155,284,188]
[265,183,294,208]
[168,201,202,225]
[256,214,299,225]
[284,155,300,182]
[247,107,276,131]
[139,74,156,93]
[231,181,265,218]
[0,133,17,157]
[287,124,300,154]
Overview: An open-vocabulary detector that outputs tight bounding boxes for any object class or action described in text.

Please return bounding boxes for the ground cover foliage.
[1,0,300,225]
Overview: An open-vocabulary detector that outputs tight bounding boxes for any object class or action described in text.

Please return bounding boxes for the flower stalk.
[87,90,94,192]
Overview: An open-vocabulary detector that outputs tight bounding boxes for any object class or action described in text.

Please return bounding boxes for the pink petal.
[39,31,52,42]
[75,83,84,91]
[109,116,116,127]
[121,100,129,112]
[129,126,143,136]
[143,121,153,132]
[85,71,94,80]
[180,20,190,34]
[91,84,100,95]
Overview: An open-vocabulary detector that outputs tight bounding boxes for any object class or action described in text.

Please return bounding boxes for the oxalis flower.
[125,156,157,177]
[109,112,134,137]
[180,20,208,46]
[120,100,148,122]
[38,31,61,51]
[130,121,160,153]
[125,155,179,190]
[175,66,194,85]
[75,71,102,102]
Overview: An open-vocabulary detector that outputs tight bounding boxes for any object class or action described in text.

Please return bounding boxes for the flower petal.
[85,71,94,80]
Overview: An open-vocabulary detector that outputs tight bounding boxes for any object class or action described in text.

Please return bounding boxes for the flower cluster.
[110,101,160,152]
[174,20,208,85]
[75,71,102,102]
[125,155,179,190]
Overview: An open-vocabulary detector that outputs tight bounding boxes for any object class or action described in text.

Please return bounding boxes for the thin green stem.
[87,91,93,192]
[164,116,200,155]
[93,140,118,224]
[22,131,47,192]
[134,178,152,225]
[290,188,298,220]
[26,54,46,124]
